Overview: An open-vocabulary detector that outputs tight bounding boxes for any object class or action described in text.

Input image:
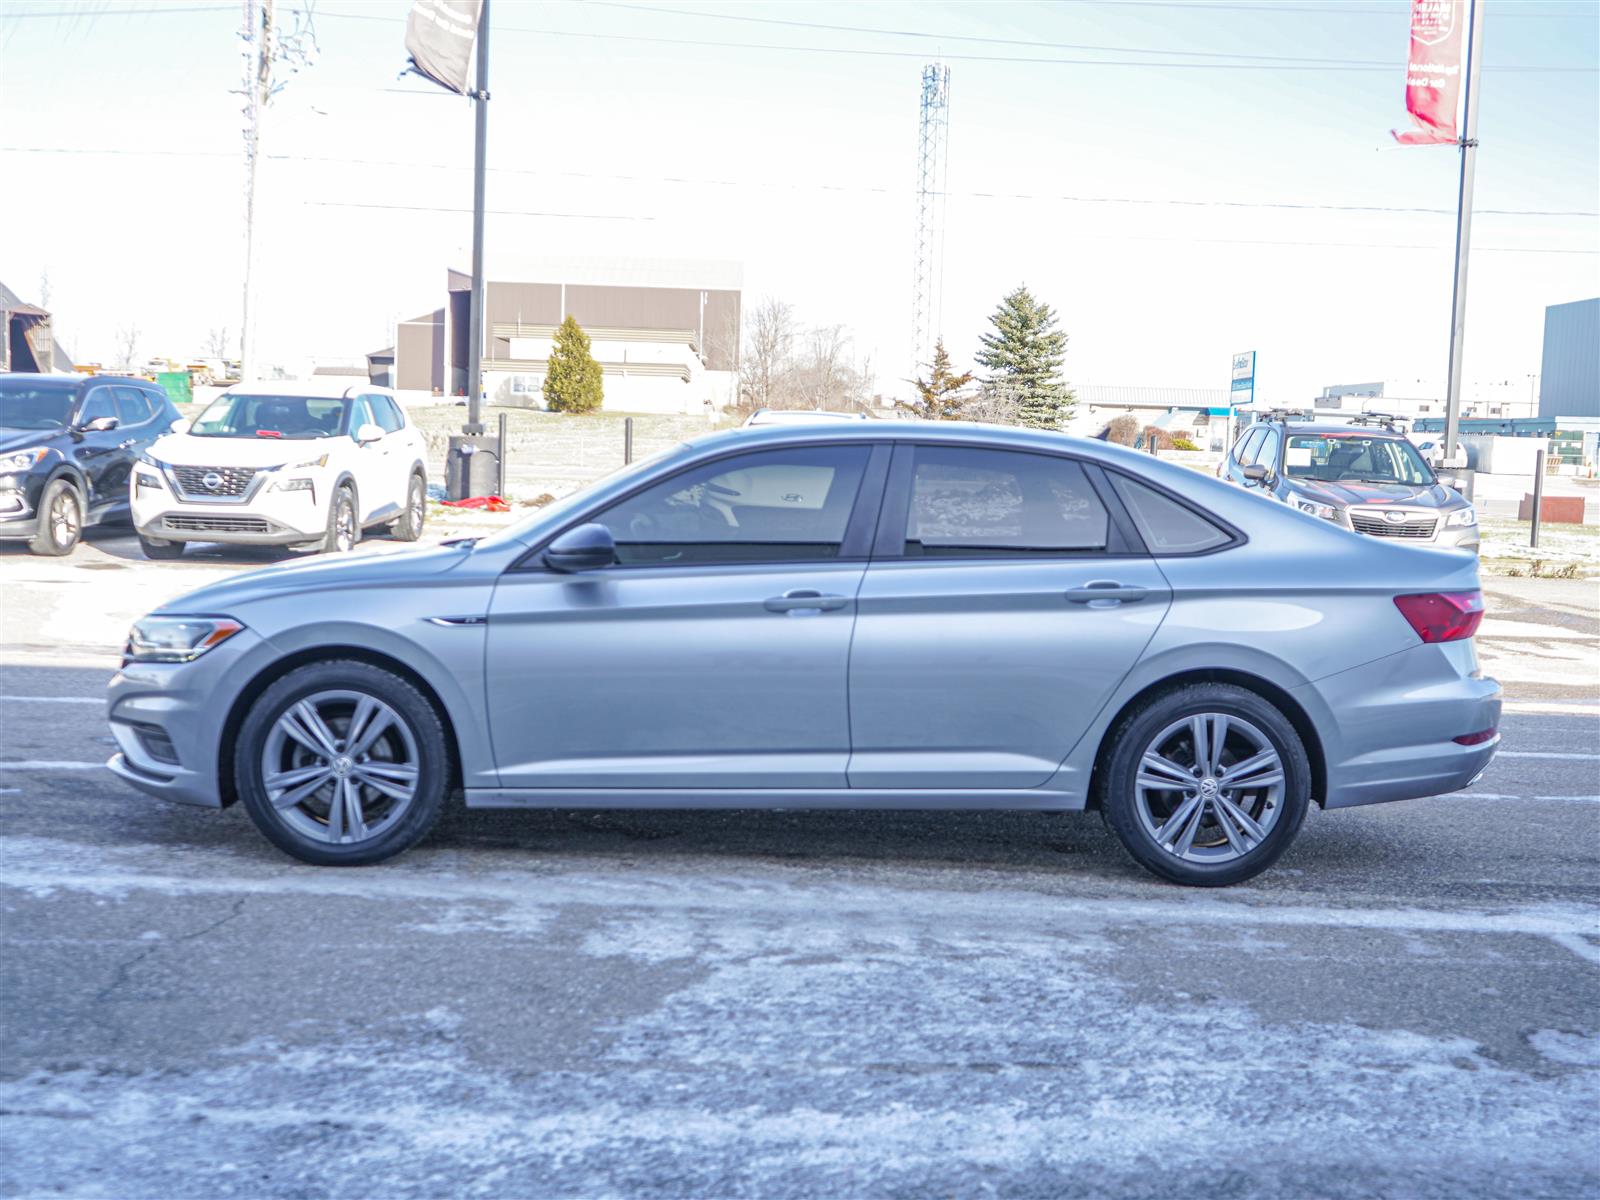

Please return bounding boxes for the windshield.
[1283,434,1434,486]
[189,393,350,440]
[0,382,76,430]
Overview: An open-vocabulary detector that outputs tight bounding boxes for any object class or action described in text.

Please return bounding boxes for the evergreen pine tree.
[905,338,974,420]
[543,314,605,414]
[973,285,1075,430]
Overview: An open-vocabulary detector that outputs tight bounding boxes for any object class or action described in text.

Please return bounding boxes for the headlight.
[123,616,244,664]
[1446,507,1477,528]
[283,454,328,472]
[0,447,47,473]
[1286,490,1338,521]
[135,470,163,491]
[269,477,315,495]
[138,452,164,468]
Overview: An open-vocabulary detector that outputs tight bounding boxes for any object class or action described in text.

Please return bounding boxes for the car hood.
[0,425,66,453]
[154,542,474,614]
[1288,478,1455,508]
[149,432,342,469]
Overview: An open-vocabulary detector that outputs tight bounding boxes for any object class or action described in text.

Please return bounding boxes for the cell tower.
[911,62,951,381]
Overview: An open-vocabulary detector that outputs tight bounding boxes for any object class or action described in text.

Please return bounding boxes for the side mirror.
[355,422,385,445]
[80,416,119,433]
[1241,463,1271,485]
[542,523,616,572]
[169,418,191,435]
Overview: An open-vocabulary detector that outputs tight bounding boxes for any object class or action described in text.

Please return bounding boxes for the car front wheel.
[322,485,358,554]
[138,533,186,560]
[1099,683,1311,886]
[235,660,450,866]
[28,479,83,556]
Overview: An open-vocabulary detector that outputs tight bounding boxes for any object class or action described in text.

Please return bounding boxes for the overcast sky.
[1,0,1595,405]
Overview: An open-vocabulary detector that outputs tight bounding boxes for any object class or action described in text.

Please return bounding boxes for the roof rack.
[1347,411,1408,431]
[1256,407,1314,422]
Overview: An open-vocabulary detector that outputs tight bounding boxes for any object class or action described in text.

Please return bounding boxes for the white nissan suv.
[131,382,428,559]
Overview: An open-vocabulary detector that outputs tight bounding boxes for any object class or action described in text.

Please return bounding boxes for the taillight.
[1453,728,1497,746]
[1394,591,1484,643]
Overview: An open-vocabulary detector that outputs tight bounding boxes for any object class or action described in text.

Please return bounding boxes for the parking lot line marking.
[1494,751,1600,761]
[0,696,101,705]
[0,762,106,771]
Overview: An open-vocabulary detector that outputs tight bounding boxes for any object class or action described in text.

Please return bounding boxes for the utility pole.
[1441,0,1485,468]
[240,0,273,381]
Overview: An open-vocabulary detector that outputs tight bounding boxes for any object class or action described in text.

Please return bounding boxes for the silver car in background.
[106,423,1500,886]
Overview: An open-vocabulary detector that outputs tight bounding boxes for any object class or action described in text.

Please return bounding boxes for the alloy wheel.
[409,479,424,529]
[51,490,80,548]
[1133,713,1285,864]
[259,689,420,846]
[335,496,355,552]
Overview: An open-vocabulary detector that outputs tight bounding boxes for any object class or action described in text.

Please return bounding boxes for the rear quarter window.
[1108,473,1233,554]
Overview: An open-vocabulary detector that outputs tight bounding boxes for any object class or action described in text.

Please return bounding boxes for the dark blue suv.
[0,373,181,555]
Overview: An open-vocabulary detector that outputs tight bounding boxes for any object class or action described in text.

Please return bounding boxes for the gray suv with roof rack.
[1221,411,1478,552]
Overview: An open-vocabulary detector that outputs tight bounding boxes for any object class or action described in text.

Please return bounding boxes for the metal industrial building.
[385,257,741,415]
[1538,297,1598,421]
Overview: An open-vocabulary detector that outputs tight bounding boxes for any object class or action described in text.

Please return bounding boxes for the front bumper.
[105,628,272,807]
[1298,639,1501,809]
[0,473,44,539]
[131,477,326,545]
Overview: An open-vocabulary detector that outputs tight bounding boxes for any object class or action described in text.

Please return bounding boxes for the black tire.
[28,479,83,556]
[1099,683,1311,887]
[235,659,451,866]
[138,533,186,560]
[322,484,359,554]
[390,472,426,541]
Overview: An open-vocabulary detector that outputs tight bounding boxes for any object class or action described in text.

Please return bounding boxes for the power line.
[303,201,655,220]
[0,4,234,18]
[587,1,1395,65]
[311,8,1596,72]
[4,145,1595,219]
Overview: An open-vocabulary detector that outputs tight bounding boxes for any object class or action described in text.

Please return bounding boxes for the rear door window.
[902,446,1109,557]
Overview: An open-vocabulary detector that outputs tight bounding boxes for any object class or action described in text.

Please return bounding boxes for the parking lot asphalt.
[2,532,1597,1199]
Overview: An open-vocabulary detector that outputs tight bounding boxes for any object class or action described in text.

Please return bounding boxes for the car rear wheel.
[322,485,358,554]
[28,480,83,556]
[236,660,450,866]
[391,472,426,541]
[138,533,186,560]
[1099,683,1310,886]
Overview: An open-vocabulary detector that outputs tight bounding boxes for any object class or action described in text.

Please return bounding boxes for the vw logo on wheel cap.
[1383,510,1409,524]
[202,471,224,491]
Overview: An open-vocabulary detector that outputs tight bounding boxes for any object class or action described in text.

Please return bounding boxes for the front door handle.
[764,589,850,614]
[1065,581,1150,605]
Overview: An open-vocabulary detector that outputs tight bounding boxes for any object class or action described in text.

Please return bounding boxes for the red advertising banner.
[1392,0,1465,145]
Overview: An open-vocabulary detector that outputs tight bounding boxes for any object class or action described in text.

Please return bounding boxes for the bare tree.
[799,324,850,409]
[961,382,1022,426]
[737,297,796,413]
[115,325,141,370]
[38,270,51,310]
[205,327,231,359]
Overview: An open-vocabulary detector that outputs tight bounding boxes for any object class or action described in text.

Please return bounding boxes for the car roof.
[221,379,393,399]
[1270,422,1411,437]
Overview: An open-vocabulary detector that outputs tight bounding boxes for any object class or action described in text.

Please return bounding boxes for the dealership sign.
[1392,0,1465,145]
[404,0,483,95]
[1230,351,1256,407]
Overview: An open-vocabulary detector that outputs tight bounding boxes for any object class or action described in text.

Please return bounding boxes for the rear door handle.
[764,589,850,614]
[1065,581,1150,605]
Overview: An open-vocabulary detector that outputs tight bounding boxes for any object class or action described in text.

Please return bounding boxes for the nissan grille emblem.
[1383,510,1409,525]
[202,471,224,491]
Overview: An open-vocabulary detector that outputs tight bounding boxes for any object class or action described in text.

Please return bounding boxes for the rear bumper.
[1297,639,1501,809]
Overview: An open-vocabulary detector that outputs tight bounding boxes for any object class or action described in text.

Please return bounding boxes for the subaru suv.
[132,381,429,558]
[1222,412,1478,552]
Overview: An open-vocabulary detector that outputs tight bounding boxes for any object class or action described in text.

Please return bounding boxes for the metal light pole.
[1441,0,1485,468]
[443,0,498,498]
[464,0,489,437]
[240,0,273,381]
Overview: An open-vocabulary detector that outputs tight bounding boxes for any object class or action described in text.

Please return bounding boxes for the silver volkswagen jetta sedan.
[107,423,1500,886]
